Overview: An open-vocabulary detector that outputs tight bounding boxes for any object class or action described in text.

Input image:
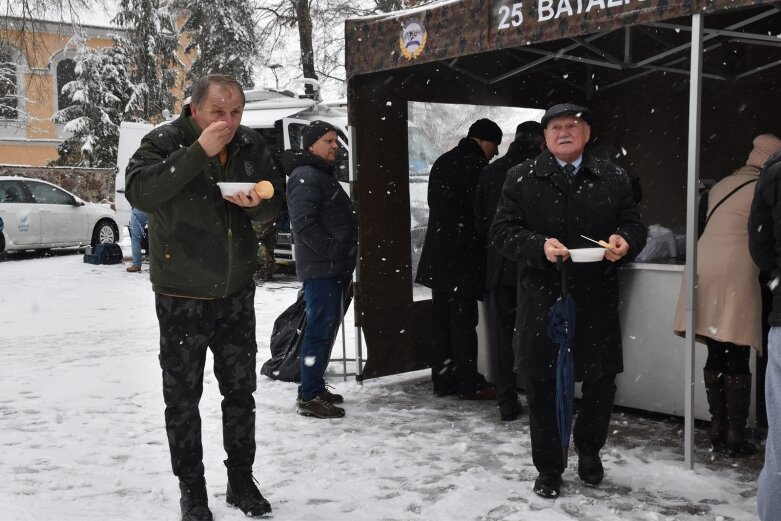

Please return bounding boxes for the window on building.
[0,44,19,120]
[57,58,77,111]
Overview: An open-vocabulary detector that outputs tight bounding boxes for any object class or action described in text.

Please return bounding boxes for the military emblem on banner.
[399,18,427,60]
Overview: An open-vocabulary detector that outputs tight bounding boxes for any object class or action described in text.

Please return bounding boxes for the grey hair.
[191,74,245,108]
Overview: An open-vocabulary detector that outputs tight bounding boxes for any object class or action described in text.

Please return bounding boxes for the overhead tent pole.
[684,12,704,471]
[349,124,364,384]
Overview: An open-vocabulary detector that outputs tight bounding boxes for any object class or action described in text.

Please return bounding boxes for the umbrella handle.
[556,255,567,297]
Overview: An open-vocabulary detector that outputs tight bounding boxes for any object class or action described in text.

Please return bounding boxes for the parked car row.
[0,176,119,254]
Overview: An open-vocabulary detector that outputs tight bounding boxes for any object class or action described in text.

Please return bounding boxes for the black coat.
[490,150,647,381]
[415,138,488,298]
[281,149,357,281]
[475,140,541,290]
[749,150,781,326]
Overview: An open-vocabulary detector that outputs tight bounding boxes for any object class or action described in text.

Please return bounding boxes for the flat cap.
[541,103,591,128]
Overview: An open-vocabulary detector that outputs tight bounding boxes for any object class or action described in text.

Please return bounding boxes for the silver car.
[0,176,119,253]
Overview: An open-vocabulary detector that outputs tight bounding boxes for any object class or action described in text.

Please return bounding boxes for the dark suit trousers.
[526,374,617,475]
[431,289,479,394]
[486,285,518,405]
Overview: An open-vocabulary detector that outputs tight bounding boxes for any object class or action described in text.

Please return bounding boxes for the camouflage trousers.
[253,220,277,275]
[155,280,257,480]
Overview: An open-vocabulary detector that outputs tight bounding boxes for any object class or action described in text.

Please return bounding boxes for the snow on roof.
[347,0,460,21]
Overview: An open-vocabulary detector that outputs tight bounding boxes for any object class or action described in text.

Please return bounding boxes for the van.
[114,80,350,265]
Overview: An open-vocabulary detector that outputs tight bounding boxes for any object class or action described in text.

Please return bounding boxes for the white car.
[0,176,119,253]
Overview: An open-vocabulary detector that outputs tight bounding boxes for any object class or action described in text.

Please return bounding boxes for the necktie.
[563,163,575,177]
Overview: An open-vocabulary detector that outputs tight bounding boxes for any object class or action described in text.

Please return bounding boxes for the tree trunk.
[294,0,317,96]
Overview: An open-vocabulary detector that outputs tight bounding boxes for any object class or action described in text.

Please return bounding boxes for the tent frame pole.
[349,123,364,384]
[684,12,704,470]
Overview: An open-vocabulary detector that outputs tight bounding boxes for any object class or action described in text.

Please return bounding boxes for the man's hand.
[604,233,629,262]
[198,121,233,157]
[544,237,570,262]
[223,188,262,208]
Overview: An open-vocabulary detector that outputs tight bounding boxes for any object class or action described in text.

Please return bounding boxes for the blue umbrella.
[547,256,576,463]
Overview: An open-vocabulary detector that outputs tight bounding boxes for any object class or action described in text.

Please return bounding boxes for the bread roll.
[254,180,274,199]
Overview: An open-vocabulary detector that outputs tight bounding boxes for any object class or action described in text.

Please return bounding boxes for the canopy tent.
[344,0,780,466]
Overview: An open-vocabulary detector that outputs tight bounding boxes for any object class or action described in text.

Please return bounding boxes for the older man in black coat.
[475,121,545,421]
[416,118,503,400]
[491,104,646,498]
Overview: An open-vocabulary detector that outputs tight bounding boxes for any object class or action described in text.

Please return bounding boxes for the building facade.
[0,16,190,167]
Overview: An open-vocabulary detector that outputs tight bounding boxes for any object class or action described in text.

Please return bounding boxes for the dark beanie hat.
[515,120,544,138]
[301,120,338,150]
[467,118,503,145]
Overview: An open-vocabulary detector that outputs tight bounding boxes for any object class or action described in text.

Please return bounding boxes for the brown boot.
[703,369,727,452]
[724,373,758,456]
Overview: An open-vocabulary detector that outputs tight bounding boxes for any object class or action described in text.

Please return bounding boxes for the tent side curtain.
[345,0,760,77]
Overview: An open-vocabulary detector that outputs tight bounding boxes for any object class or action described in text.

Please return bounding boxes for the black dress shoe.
[433,386,455,397]
[499,400,523,421]
[577,453,604,486]
[458,385,497,401]
[532,473,562,498]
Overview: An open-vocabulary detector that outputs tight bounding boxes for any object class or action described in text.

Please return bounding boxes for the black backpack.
[83,243,123,265]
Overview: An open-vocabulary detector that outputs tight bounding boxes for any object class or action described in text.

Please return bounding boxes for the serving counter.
[614,262,757,422]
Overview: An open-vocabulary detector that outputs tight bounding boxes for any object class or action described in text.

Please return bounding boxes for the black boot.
[179,478,213,521]
[499,399,523,421]
[724,373,758,456]
[226,470,272,518]
[533,473,562,498]
[703,369,727,452]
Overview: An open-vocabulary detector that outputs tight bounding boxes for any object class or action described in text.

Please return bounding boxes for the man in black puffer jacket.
[126,74,282,521]
[282,120,357,419]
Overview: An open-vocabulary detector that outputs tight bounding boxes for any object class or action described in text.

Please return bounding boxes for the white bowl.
[568,247,605,263]
[217,182,256,197]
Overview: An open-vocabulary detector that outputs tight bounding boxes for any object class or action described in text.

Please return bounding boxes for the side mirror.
[72,196,85,206]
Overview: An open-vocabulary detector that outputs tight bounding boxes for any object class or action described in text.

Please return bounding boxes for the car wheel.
[92,219,119,247]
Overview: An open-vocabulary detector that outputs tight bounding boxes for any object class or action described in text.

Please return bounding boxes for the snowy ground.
[0,250,764,521]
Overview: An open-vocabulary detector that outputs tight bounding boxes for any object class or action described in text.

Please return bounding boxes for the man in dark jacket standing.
[491,104,646,498]
[416,118,503,400]
[126,74,283,521]
[475,121,545,421]
[283,120,357,419]
[748,149,781,521]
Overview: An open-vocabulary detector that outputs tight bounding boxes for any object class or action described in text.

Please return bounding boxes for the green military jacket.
[125,108,283,298]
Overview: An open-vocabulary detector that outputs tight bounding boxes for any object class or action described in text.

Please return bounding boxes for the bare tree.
[254,0,413,97]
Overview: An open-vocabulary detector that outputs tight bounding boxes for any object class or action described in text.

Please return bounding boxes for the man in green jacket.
[126,74,283,521]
